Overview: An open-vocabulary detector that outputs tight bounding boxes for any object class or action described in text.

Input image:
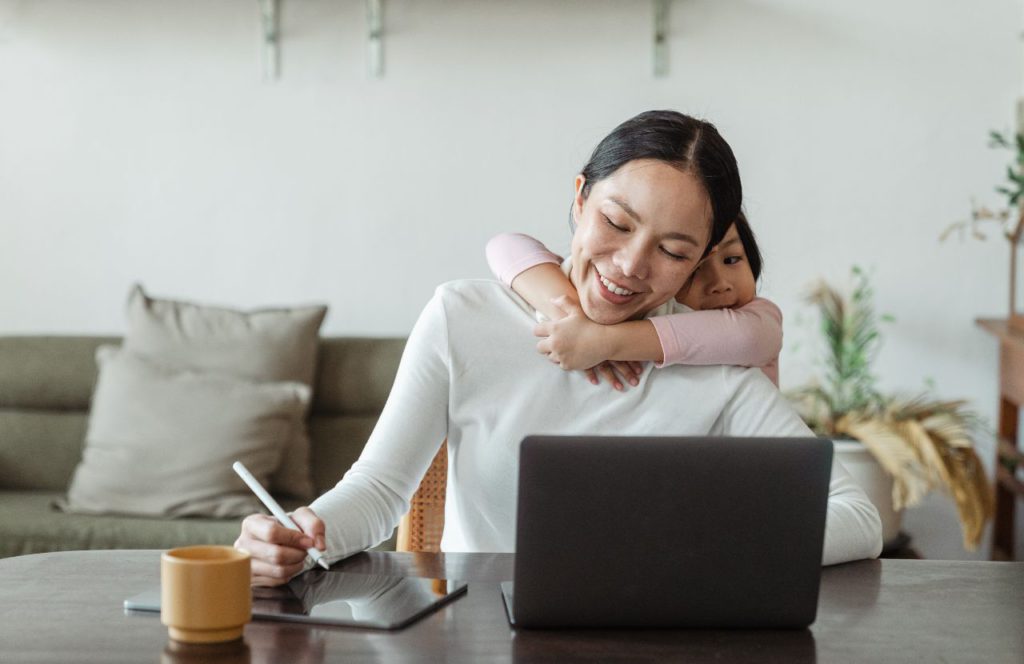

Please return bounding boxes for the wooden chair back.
[395,442,448,552]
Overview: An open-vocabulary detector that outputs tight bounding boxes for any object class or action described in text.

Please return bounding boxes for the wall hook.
[259,0,280,81]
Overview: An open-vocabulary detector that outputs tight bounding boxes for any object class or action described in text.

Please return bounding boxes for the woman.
[236,111,882,586]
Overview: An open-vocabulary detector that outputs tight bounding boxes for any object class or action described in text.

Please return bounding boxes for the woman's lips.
[594,269,638,305]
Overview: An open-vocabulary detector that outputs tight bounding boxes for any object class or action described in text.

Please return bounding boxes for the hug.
[235,110,883,585]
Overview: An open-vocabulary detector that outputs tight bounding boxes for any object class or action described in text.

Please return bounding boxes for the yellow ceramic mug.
[161,545,252,643]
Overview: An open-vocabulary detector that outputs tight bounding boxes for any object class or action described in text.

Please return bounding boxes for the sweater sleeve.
[485,232,563,286]
[709,367,883,566]
[650,298,783,374]
[308,290,450,565]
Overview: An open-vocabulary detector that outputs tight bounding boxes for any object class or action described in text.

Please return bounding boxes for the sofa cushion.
[308,414,383,495]
[0,336,117,410]
[0,336,410,497]
[0,491,395,558]
[123,285,327,500]
[0,411,88,491]
[0,491,244,557]
[312,338,406,415]
[63,347,309,518]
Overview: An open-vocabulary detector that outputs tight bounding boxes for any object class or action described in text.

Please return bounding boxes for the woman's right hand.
[235,506,326,587]
[585,361,644,391]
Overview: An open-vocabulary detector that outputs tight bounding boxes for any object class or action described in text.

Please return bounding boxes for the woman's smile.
[594,268,640,303]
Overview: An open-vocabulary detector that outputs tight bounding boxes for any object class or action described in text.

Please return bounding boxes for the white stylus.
[232,461,330,570]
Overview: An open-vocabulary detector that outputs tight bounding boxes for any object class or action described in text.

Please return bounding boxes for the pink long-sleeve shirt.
[485,232,782,386]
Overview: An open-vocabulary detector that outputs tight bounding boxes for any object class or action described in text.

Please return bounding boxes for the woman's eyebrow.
[665,231,700,246]
[609,196,642,222]
[609,196,700,246]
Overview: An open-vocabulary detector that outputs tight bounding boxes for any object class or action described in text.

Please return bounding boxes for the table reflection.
[280,569,456,628]
[245,625,327,664]
[511,626,817,663]
[161,639,250,664]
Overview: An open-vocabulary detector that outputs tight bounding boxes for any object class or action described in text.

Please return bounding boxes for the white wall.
[1,0,1019,559]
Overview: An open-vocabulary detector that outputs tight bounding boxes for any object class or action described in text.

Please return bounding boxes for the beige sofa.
[0,335,406,558]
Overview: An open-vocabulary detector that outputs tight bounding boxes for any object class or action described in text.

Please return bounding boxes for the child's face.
[677,224,756,310]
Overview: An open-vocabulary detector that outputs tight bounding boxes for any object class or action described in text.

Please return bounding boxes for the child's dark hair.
[732,211,763,282]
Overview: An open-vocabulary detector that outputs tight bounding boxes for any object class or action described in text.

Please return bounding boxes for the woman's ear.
[572,175,587,222]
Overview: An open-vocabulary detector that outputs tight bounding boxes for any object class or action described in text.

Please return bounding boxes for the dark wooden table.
[1,551,1021,663]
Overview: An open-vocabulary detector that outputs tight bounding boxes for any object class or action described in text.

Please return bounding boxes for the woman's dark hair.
[573,110,742,256]
[732,211,763,282]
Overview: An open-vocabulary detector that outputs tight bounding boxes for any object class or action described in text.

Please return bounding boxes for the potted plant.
[788,266,993,550]
[942,129,1024,332]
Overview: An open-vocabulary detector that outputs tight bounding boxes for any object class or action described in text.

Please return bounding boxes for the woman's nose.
[614,240,650,280]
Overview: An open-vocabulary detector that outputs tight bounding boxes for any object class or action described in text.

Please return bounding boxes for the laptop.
[501,435,833,629]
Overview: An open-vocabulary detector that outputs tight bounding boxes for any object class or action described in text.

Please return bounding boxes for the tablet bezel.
[124,572,468,631]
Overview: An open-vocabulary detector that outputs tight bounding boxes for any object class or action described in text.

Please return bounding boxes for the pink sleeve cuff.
[485,233,563,286]
[649,316,685,368]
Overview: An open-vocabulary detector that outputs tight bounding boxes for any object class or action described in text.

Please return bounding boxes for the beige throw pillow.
[64,346,310,518]
[123,284,327,500]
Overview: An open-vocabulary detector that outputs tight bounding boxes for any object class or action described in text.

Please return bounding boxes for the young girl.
[485,212,782,389]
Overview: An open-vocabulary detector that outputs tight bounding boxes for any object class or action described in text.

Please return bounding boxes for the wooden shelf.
[977,318,1024,561]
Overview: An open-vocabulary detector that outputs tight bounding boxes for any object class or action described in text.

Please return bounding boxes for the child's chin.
[678,297,701,309]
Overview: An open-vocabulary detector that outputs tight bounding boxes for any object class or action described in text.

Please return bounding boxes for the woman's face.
[569,159,712,325]
[678,224,757,311]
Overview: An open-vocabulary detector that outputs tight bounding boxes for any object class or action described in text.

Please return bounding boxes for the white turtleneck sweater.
[309,279,882,567]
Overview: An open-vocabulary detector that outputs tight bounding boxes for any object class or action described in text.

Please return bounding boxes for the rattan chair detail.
[396,441,447,553]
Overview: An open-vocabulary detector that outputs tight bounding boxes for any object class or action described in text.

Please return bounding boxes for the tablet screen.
[125,570,468,630]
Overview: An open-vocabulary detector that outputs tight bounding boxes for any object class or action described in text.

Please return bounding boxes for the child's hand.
[534,296,612,371]
[533,296,644,390]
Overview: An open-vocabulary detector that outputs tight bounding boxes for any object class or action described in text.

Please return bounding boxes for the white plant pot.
[832,439,903,548]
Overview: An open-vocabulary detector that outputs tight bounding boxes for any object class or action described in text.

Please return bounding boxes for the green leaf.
[989,130,1011,148]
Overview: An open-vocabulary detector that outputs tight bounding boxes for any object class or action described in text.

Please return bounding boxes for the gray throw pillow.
[123,284,327,500]
[63,346,310,518]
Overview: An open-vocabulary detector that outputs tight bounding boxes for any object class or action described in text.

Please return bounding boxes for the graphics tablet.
[124,569,467,630]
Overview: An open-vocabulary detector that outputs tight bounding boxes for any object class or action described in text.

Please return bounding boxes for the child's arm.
[534,305,665,367]
[487,232,783,386]
[537,298,783,382]
[649,297,783,379]
[486,233,643,389]
[485,233,572,321]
